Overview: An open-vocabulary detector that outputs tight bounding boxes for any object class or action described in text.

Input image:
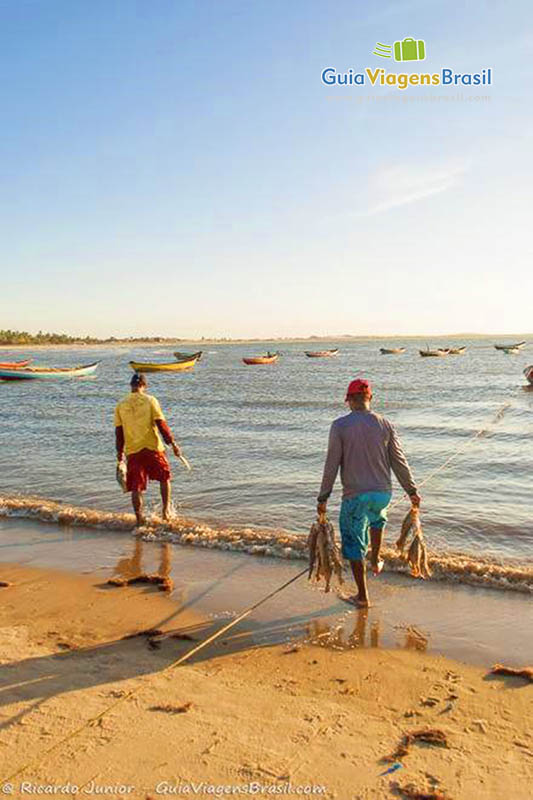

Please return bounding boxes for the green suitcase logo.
[394,37,426,62]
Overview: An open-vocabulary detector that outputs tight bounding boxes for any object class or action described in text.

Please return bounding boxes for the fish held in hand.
[396,508,415,551]
[307,517,344,592]
[116,460,128,493]
[397,508,431,580]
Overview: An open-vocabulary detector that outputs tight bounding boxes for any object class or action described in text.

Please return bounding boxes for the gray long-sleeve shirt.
[317,410,417,502]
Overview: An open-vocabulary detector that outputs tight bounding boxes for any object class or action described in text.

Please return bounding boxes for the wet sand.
[2,497,532,597]
[0,557,532,800]
[1,516,533,667]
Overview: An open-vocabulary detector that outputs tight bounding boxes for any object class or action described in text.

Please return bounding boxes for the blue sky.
[1,0,532,338]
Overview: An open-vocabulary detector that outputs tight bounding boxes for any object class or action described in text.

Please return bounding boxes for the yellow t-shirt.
[114,393,166,455]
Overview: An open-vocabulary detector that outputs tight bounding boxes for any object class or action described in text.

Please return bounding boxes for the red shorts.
[126,449,171,492]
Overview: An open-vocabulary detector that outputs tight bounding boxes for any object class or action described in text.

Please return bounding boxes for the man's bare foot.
[339,591,371,608]
[371,559,384,576]
[135,515,147,527]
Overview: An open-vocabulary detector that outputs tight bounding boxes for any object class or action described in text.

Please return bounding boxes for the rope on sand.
[0,401,512,783]
[2,568,308,785]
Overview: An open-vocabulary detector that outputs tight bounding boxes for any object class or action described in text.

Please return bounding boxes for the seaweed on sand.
[107,573,174,592]
[490,664,533,682]
[383,728,449,762]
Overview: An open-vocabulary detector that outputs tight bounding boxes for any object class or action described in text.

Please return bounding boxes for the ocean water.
[0,337,532,566]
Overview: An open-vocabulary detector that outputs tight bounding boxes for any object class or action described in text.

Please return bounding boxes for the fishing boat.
[419,348,448,358]
[494,341,526,351]
[524,366,533,385]
[379,347,406,355]
[129,357,197,373]
[173,351,202,362]
[0,362,100,381]
[0,358,33,368]
[447,346,467,355]
[304,348,339,358]
[242,352,279,365]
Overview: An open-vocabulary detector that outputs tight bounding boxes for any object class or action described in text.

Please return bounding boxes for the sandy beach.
[3,1,532,798]
[0,561,531,800]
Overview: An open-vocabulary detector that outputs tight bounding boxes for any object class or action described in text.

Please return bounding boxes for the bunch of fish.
[396,507,431,579]
[307,516,344,592]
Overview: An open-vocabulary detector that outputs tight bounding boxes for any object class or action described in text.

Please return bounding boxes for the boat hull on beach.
[304,349,339,358]
[130,357,197,373]
[419,349,447,358]
[495,341,526,351]
[242,353,279,365]
[0,359,33,368]
[379,348,406,355]
[0,362,100,380]
[174,351,202,362]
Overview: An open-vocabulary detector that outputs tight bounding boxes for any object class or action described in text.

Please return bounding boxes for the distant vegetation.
[0,330,180,345]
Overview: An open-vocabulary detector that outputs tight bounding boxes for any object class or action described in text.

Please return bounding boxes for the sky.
[1,0,532,338]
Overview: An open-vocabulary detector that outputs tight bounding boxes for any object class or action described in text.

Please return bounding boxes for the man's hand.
[171,442,182,458]
[410,492,421,507]
[317,501,328,518]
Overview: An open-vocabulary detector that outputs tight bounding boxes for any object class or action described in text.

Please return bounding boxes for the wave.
[1,493,532,595]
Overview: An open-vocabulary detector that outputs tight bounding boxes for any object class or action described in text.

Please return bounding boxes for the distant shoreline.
[0,333,531,350]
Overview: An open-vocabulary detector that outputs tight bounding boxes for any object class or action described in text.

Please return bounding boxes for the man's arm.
[317,423,342,505]
[152,399,181,457]
[388,424,420,503]
[156,418,180,455]
[115,426,125,460]
[114,406,125,461]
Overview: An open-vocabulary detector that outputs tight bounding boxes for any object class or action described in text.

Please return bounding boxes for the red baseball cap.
[345,378,372,400]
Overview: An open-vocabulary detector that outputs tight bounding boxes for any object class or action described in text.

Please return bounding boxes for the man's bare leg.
[160,480,171,521]
[350,559,369,607]
[370,527,384,575]
[132,490,145,526]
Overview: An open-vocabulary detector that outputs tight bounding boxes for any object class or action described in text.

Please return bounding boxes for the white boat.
[494,341,526,351]
[0,362,100,381]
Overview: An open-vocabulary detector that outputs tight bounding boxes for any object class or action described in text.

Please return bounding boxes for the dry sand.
[0,563,531,800]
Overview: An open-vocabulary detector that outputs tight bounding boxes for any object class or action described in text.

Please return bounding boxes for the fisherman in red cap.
[317,378,420,607]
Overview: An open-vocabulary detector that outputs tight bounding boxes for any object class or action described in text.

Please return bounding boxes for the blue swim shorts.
[339,491,392,562]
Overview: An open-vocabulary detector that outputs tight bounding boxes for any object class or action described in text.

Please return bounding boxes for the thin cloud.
[364,160,468,215]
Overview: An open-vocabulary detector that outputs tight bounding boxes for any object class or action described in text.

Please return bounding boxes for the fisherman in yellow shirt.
[114,373,181,525]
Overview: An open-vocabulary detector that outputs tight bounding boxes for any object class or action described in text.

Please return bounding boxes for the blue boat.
[0,362,100,381]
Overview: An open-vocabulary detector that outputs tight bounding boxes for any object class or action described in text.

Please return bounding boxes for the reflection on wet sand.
[109,539,173,592]
[398,624,429,652]
[306,610,381,650]
[306,610,429,654]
